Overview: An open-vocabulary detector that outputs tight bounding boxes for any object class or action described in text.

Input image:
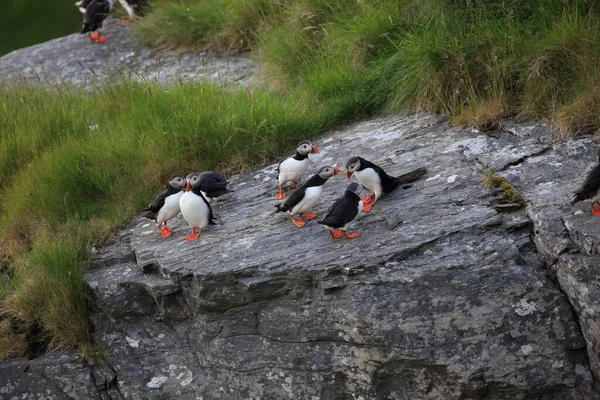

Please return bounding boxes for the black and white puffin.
[345,156,414,212]
[318,182,364,239]
[197,171,231,203]
[142,174,185,238]
[80,0,113,43]
[572,146,600,216]
[274,166,341,227]
[179,173,217,241]
[116,0,151,24]
[75,0,93,14]
[275,141,320,200]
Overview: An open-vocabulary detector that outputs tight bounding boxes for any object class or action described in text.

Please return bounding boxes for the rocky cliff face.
[2,21,600,400]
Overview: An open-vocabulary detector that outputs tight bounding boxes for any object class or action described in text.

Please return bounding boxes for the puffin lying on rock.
[80,0,113,43]
[180,173,217,241]
[197,171,231,203]
[275,141,320,200]
[572,146,600,216]
[142,175,185,238]
[318,182,363,239]
[275,166,341,227]
[346,156,427,212]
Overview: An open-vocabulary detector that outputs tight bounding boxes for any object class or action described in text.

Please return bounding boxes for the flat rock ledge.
[0,20,255,90]
[5,115,600,399]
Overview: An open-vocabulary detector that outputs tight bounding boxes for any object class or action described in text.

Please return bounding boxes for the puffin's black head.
[297,141,320,155]
[346,182,361,195]
[184,173,202,192]
[168,175,186,190]
[345,156,363,178]
[316,165,342,180]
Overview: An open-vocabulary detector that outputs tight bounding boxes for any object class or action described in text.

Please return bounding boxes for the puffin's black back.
[82,0,111,33]
[199,172,230,198]
[318,189,361,228]
[353,157,400,193]
[572,163,600,204]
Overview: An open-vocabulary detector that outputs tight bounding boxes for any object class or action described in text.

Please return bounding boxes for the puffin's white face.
[297,141,320,156]
[185,173,202,192]
[317,166,342,179]
[169,175,186,189]
[346,157,361,177]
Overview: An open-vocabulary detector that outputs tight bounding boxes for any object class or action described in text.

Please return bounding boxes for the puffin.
[75,0,93,14]
[180,173,217,241]
[318,182,363,239]
[80,0,113,43]
[198,171,231,203]
[275,141,320,200]
[116,0,152,25]
[346,156,416,212]
[571,146,600,216]
[142,174,185,238]
[274,166,341,227]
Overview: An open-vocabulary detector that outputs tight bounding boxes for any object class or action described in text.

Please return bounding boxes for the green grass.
[0,82,356,358]
[4,0,600,358]
[137,0,600,133]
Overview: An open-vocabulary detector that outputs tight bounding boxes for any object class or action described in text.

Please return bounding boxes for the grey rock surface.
[0,19,255,90]
[82,115,600,399]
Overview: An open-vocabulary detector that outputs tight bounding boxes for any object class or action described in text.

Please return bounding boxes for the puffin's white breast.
[278,158,310,185]
[180,192,210,229]
[291,186,322,215]
[355,168,382,198]
[156,191,183,225]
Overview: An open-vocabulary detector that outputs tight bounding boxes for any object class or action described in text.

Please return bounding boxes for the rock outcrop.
[80,116,600,399]
[0,20,255,90]
[2,20,600,400]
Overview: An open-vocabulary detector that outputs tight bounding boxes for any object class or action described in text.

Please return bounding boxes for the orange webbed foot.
[291,217,306,227]
[592,202,600,216]
[116,19,133,26]
[293,181,300,189]
[362,200,377,213]
[300,212,318,220]
[362,194,375,204]
[96,36,108,44]
[344,232,360,239]
[329,230,343,239]
[89,32,100,41]
[159,227,173,238]
[184,228,202,241]
[275,191,286,200]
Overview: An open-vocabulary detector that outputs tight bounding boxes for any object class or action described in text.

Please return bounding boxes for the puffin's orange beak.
[333,167,342,175]
[185,179,191,192]
[346,170,352,179]
[312,145,320,154]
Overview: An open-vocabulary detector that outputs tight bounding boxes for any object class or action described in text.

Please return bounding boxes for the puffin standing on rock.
[318,182,364,239]
[197,171,231,203]
[275,141,320,200]
[346,156,427,212]
[275,166,341,227]
[80,0,113,43]
[180,173,217,241]
[142,175,185,238]
[571,146,600,216]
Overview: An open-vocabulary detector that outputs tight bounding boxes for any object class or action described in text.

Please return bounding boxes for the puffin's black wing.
[275,187,306,213]
[319,193,360,229]
[572,164,600,204]
[199,172,230,197]
[82,0,111,33]
[142,190,168,219]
